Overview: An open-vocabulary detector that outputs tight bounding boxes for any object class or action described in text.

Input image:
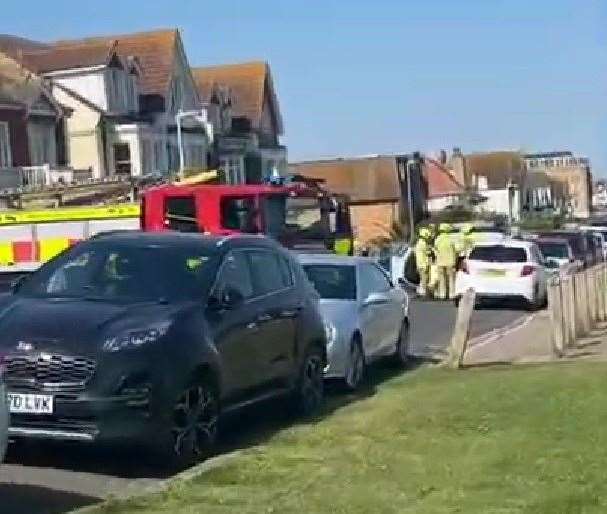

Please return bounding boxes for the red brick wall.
[0,108,29,166]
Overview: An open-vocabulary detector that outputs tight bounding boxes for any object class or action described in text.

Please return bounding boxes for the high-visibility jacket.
[434,232,457,267]
[415,238,431,269]
[334,237,352,256]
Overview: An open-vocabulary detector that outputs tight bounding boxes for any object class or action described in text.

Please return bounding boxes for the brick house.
[289,155,426,247]
[192,62,286,184]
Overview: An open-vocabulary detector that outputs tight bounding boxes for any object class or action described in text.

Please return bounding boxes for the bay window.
[0,122,11,168]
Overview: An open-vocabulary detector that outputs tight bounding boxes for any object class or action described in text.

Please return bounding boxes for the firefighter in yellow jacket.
[414,227,432,296]
[433,223,457,300]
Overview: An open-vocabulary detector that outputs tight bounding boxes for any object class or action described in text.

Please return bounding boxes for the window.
[164,196,198,232]
[28,121,56,166]
[221,197,257,232]
[0,121,11,167]
[303,264,356,300]
[126,75,136,111]
[359,263,391,298]
[167,142,179,172]
[538,242,569,260]
[19,242,215,302]
[469,246,527,263]
[220,156,244,184]
[153,140,164,172]
[214,251,253,300]
[248,250,288,296]
[113,143,131,175]
[141,140,152,174]
[279,255,294,287]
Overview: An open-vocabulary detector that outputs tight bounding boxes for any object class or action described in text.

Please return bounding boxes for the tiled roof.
[289,156,401,202]
[465,151,525,188]
[52,29,178,96]
[17,41,117,74]
[192,61,283,134]
[423,158,464,198]
[0,35,48,59]
[0,51,64,114]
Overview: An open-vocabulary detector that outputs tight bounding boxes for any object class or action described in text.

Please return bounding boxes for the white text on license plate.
[7,393,54,414]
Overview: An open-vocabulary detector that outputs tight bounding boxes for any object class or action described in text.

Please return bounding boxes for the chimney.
[448,147,467,187]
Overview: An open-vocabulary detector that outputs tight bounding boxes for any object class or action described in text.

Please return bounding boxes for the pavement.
[409,297,527,359]
[0,296,530,514]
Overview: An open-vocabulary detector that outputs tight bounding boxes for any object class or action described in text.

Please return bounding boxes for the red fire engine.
[141,178,353,254]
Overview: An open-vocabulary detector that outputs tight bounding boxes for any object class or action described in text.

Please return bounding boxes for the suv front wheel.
[158,378,219,470]
[293,346,324,416]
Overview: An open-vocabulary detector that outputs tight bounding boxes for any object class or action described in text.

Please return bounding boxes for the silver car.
[299,254,410,390]
[0,369,7,462]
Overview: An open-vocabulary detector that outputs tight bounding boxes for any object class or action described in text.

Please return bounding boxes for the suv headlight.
[103,321,171,352]
[323,320,337,346]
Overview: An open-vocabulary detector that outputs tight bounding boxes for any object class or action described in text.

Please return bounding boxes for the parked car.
[536,231,594,268]
[0,232,327,467]
[0,362,7,463]
[535,237,582,276]
[580,225,607,260]
[299,254,410,390]
[455,240,548,309]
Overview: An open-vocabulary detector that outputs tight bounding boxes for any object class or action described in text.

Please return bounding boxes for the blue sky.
[3,0,605,174]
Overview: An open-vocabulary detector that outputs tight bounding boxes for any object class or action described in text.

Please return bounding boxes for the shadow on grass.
[4,358,428,481]
[216,357,427,455]
[0,484,98,514]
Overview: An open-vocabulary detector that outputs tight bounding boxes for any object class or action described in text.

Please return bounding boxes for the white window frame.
[221,156,245,185]
[0,121,11,168]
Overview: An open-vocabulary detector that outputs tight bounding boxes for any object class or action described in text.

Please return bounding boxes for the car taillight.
[521,265,535,277]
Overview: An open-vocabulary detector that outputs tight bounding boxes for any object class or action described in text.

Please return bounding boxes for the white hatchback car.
[455,240,548,309]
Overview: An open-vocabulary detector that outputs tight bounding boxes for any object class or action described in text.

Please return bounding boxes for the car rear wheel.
[344,338,365,391]
[294,346,324,417]
[158,379,219,469]
[392,318,411,366]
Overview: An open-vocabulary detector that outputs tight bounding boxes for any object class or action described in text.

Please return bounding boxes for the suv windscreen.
[538,242,569,259]
[303,264,356,300]
[469,246,527,263]
[19,242,217,302]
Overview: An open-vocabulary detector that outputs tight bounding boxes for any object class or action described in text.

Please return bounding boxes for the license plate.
[481,269,506,277]
[7,393,54,415]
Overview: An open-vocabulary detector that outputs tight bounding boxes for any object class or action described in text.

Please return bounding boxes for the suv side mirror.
[208,287,244,311]
[10,275,27,293]
[363,292,389,307]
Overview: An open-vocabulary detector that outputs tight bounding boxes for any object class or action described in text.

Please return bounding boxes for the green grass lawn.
[96,361,607,514]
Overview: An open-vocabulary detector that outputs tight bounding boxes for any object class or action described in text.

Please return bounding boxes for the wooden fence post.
[561,277,575,347]
[588,267,597,325]
[547,276,565,357]
[573,273,584,338]
[582,270,592,332]
[447,288,476,369]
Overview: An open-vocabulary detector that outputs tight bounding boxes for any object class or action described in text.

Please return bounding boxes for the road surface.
[0,298,530,514]
[409,297,528,358]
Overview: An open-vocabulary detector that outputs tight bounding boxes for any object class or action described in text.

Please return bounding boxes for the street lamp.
[175,109,213,176]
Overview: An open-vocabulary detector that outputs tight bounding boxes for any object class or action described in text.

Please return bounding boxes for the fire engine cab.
[141,178,353,255]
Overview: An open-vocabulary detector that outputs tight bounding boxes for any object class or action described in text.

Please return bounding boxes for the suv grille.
[4,354,96,391]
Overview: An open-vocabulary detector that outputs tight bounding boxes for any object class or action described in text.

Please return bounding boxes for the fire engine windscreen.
[265,196,328,240]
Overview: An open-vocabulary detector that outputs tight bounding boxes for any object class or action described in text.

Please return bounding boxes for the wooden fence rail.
[547,263,607,356]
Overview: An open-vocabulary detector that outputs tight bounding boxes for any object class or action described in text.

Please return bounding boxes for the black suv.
[0,232,326,466]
